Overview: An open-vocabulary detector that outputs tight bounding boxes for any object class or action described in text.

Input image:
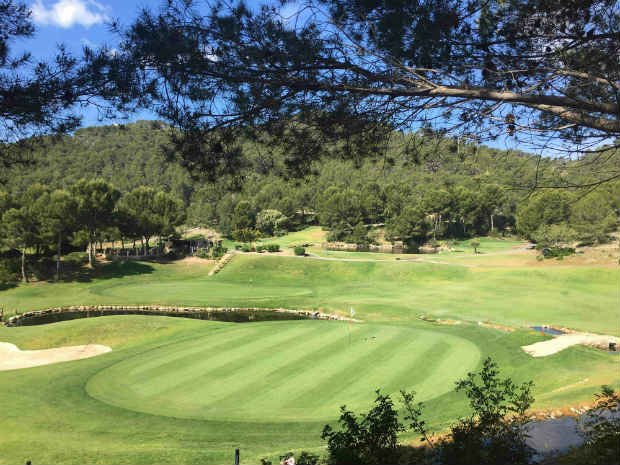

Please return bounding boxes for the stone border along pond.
[2,305,361,327]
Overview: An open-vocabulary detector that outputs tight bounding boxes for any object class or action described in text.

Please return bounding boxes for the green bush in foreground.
[269,358,536,465]
[294,246,306,256]
[561,386,620,465]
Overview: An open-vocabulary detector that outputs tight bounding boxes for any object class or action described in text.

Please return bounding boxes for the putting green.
[87,320,480,421]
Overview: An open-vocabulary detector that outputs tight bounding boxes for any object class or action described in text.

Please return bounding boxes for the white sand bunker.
[0,342,111,371]
[522,333,619,357]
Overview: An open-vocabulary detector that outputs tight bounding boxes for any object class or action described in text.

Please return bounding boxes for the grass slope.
[2,253,617,334]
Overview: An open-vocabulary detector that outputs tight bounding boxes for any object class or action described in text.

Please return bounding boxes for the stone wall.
[3,305,360,327]
[322,242,405,253]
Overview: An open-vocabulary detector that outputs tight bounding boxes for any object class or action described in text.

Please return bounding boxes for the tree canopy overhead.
[109,0,619,183]
[0,0,134,174]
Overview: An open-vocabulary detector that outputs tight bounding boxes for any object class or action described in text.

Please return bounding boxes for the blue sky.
[19,0,283,126]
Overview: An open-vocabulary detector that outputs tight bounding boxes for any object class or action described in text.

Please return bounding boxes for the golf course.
[0,235,618,464]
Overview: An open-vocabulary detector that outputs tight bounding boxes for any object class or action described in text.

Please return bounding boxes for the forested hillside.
[2,121,619,250]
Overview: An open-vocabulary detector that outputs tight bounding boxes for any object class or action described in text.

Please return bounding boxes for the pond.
[5,307,320,326]
[531,326,566,336]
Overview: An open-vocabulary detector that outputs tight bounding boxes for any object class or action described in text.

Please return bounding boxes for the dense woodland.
[1,120,618,282]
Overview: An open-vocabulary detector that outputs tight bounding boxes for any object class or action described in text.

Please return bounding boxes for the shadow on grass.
[57,259,157,283]
[0,282,17,291]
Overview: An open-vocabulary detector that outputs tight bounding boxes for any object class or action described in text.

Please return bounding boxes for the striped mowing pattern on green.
[87,320,479,421]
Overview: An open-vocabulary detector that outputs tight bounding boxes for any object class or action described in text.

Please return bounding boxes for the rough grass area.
[2,253,618,334]
[0,316,617,465]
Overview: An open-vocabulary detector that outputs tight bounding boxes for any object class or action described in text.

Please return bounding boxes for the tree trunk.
[490,214,494,232]
[21,247,27,283]
[56,232,62,282]
[88,229,94,268]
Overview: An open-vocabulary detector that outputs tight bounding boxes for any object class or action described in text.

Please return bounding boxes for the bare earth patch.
[521,333,620,357]
[0,342,111,371]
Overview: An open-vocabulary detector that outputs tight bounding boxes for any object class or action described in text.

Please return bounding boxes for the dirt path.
[521,333,620,357]
[0,342,111,371]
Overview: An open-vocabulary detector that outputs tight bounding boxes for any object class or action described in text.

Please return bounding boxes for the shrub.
[573,386,620,464]
[437,357,534,465]
[195,248,210,259]
[256,244,266,253]
[0,258,20,284]
[256,209,289,236]
[241,244,252,253]
[211,246,228,259]
[321,390,404,465]
[542,247,575,259]
[294,246,306,256]
[266,243,280,252]
[232,228,261,242]
[63,251,88,264]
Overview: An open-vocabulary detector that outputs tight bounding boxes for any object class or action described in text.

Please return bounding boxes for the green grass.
[248,226,327,249]
[2,254,617,333]
[87,320,480,421]
[0,316,617,464]
[0,242,618,464]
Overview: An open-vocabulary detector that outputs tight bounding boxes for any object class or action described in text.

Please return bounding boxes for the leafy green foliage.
[531,224,578,249]
[256,209,289,237]
[385,204,430,251]
[575,386,620,465]
[232,228,261,243]
[438,358,534,465]
[294,246,306,256]
[319,358,535,465]
[321,390,404,465]
[266,244,280,253]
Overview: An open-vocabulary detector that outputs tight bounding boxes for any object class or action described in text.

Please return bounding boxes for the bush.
[211,246,228,259]
[241,244,252,253]
[232,228,261,242]
[437,357,534,465]
[575,386,620,464]
[63,251,88,264]
[256,209,289,236]
[256,244,266,253]
[0,258,20,284]
[541,247,575,259]
[195,248,210,259]
[260,451,319,465]
[294,246,306,256]
[266,243,280,252]
[321,390,404,465]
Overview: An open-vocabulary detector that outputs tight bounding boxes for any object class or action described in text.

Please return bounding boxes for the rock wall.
[3,305,360,327]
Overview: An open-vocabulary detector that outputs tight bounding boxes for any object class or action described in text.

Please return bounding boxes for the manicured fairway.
[87,320,480,421]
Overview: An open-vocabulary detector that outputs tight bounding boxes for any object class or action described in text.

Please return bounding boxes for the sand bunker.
[0,342,111,371]
[521,333,619,357]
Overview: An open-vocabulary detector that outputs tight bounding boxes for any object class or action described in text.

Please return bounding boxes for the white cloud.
[32,0,109,28]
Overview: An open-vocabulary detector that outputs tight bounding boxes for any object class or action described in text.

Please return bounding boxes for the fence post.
[234,448,240,465]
